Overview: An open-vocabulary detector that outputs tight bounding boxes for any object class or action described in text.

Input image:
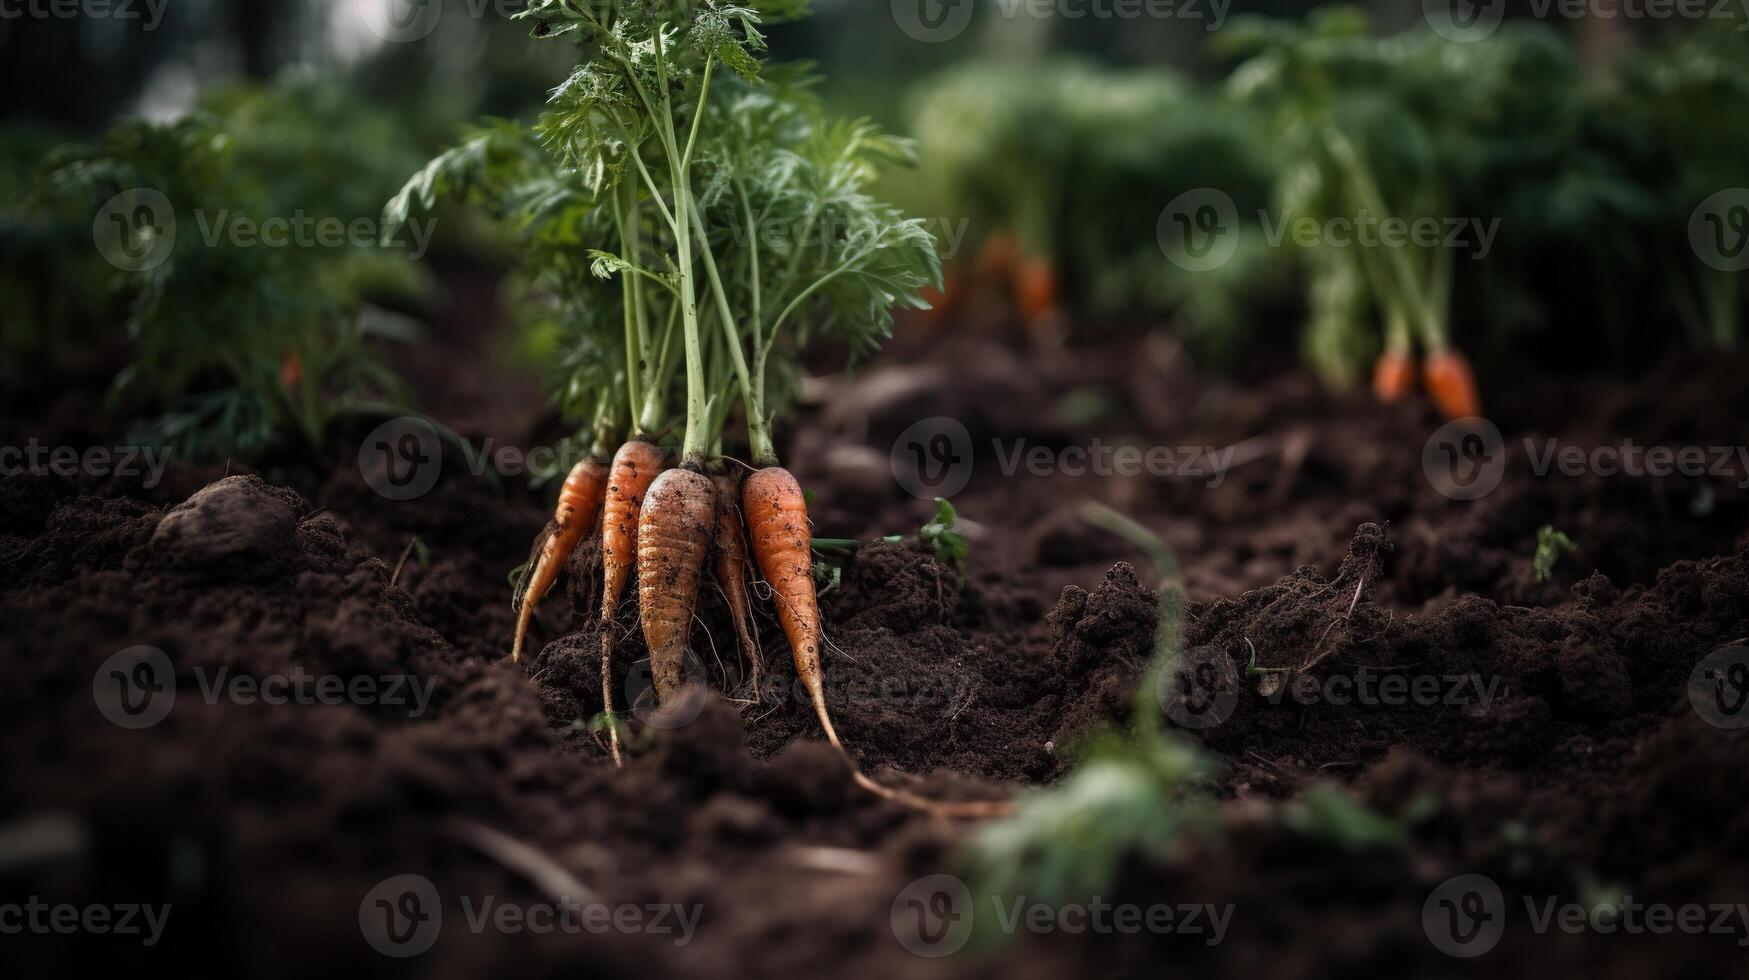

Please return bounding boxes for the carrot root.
[637,468,716,703]
[712,472,761,700]
[743,466,1010,819]
[512,456,609,663]
[1372,350,1417,404]
[597,439,667,767]
[1424,349,1483,421]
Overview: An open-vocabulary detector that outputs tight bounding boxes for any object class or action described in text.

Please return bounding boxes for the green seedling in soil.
[919,497,969,576]
[965,505,1215,934]
[25,76,432,460]
[1534,525,1578,584]
[1281,782,1437,855]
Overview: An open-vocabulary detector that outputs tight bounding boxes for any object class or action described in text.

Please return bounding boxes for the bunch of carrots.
[389,0,1004,816]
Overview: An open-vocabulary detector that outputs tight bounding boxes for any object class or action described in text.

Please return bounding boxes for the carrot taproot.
[1372,350,1417,404]
[743,466,1013,818]
[637,467,716,702]
[1012,254,1059,324]
[975,230,1019,286]
[598,439,667,765]
[1424,348,1482,421]
[510,456,609,663]
[712,472,760,699]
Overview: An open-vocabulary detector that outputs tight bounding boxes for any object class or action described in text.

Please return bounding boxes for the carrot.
[279,349,303,392]
[743,466,1012,818]
[974,230,1019,286]
[712,472,761,699]
[1424,348,1483,420]
[598,439,667,765]
[1372,350,1417,404]
[1012,254,1059,324]
[511,456,609,663]
[918,266,963,325]
[637,467,716,702]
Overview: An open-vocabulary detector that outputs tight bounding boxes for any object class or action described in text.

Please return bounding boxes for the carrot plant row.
[904,13,1749,419]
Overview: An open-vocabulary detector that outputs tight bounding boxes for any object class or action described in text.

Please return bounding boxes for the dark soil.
[3,308,1748,978]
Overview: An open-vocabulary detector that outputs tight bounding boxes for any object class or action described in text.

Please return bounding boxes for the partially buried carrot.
[511,455,609,663]
[743,466,1012,817]
[598,439,667,766]
[1424,348,1483,421]
[712,472,760,699]
[637,467,716,702]
[1372,350,1417,404]
[1012,254,1059,324]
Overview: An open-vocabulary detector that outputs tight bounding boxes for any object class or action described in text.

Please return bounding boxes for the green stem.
[1712,269,1741,350]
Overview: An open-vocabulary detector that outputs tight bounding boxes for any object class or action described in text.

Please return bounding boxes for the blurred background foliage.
[2,1,1745,457]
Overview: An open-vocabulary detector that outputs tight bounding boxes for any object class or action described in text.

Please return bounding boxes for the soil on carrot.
[2,310,1748,977]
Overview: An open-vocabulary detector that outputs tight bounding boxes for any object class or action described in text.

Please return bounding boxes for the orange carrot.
[744,466,1012,817]
[636,467,716,702]
[712,472,760,699]
[1424,348,1483,421]
[1372,350,1417,404]
[1012,255,1059,324]
[511,456,609,663]
[975,230,1019,286]
[598,439,667,765]
[279,349,303,391]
